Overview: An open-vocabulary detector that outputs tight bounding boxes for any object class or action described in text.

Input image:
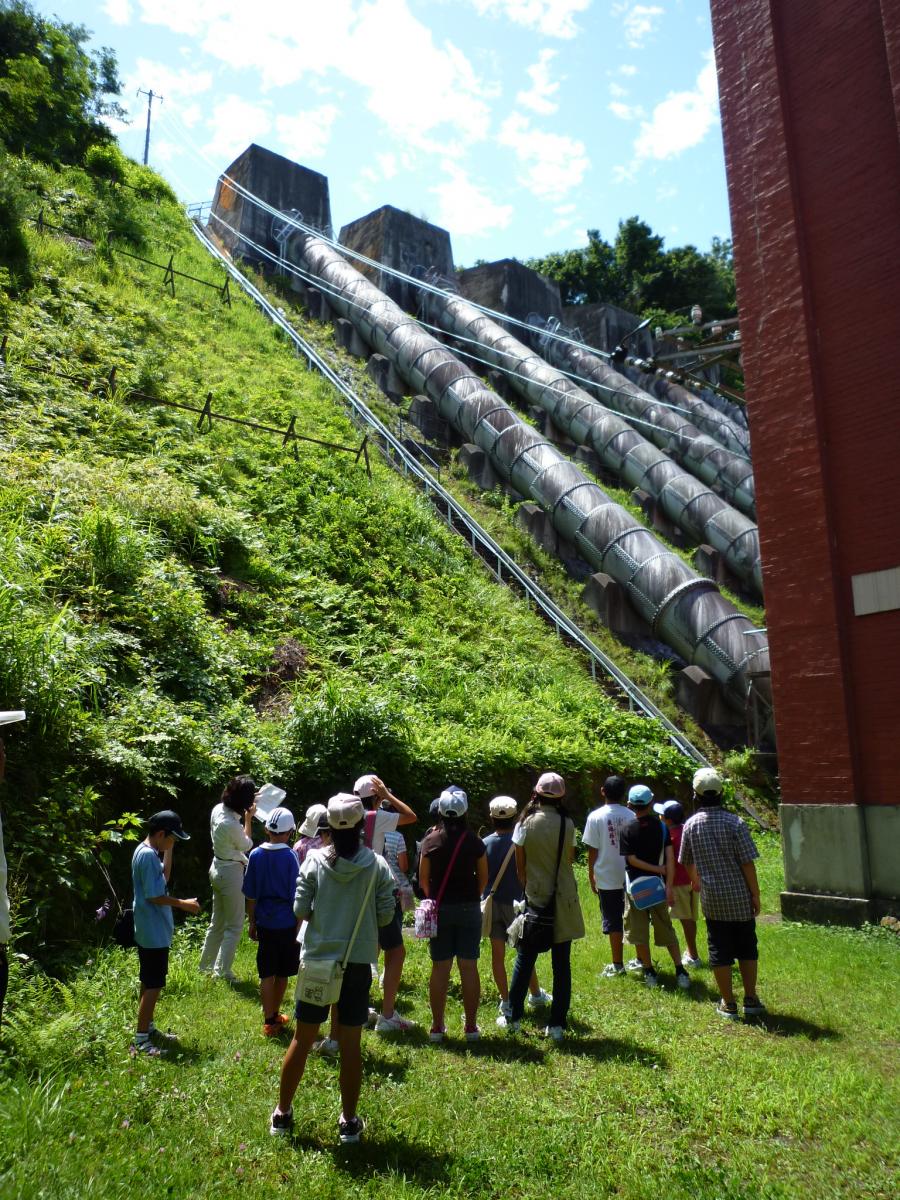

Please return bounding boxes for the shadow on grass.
[751,1013,839,1040]
[558,1033,666,1067]
[330,1131,455,1182]
[437,1035,546,1063]
[361,1054,410,1082]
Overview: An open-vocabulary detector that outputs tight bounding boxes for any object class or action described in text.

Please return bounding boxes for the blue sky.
[53,0,731,266]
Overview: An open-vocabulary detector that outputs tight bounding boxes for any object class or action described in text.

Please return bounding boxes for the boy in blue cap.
[619,785,691,989]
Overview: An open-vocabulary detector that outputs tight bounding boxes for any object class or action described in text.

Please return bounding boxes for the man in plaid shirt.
[679,768,764,1020]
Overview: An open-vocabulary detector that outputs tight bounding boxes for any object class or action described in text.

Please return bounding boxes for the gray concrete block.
[573,445,604,477]
[675,664,742,729]
[780,891,872,927]
[458,443,498,490]
[516,502,559,555]
[780,804,871,897]
[333,317,370,359]
[303,286,332,323]
[365,354,406,404]
[407,395,450,443]
[339,205,455,312]
[863,805,900,899]
[582,572,652,637]
[457,259,562,323]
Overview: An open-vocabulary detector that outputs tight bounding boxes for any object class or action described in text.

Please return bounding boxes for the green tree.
[527,229,622,306]
[613,217,665,311]
[0,0,124,165]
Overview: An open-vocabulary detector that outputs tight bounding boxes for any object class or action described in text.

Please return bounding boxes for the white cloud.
[137,0,495,155]
[203,95,272,162]
[497,112,589,202]
[429,162,514,238]
[469,0,592,40]
[275,105,339,161]
[608,101,644,121]
[619,64,638,76]
[103,0,132,24]
[634,51,719,161]
[543,201,579,238]
[608,81,628,98]
[612,3,665,48]
[517,50,561,116]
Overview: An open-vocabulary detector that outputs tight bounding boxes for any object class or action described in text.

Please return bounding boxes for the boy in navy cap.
[131,811,200,1056]
[654,799,702,968]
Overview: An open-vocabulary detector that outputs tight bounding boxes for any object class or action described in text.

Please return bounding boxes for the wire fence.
[0,341,371,475]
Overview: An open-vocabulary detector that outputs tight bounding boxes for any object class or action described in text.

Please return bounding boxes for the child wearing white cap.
[243,807,301,1036]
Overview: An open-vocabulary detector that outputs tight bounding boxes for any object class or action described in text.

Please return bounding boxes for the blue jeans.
[509,940,572,1028]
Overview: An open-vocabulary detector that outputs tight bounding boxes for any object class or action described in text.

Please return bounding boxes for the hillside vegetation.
[0,145,694,947]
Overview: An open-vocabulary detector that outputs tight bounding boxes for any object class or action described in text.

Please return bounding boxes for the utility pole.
[137,88,163,166]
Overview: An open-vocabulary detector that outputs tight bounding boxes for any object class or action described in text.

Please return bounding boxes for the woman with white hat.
[506,772,584,1042]
[418,787,489,1043]
[198,776,256,983]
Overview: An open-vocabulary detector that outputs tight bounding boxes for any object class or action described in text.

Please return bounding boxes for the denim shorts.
[598,888,625,934]
[378,900,404,951]
[429,901,482,962]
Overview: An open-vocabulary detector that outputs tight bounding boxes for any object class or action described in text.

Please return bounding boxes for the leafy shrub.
[83,143,126,185]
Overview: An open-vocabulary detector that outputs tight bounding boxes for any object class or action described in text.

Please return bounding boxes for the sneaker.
[527,989,552,1009]
[682,954,703,968]
[495,1014,509,1029]
[313,1037,340,1057]
[506,1020,522,1035]
[148,1024,178,1044]
[626,958,644,972]
[270,1107,294,1137]
[428,1026,446,1043]
[464,1025,481,1042]
[544,1025,564,1043]
[716,1000,740,1021]
[498,999,512,1020]
[375,1012,416,1034]
[643,969,660,989]
[214,971,238,984]
[366,1008,379,1029]
[339,1115,365,1144]
[742,996,767,1017]
[130,1038,166,1058]
[263,1021,285,1037]
[675,968,692,990]
[600,963,626,979]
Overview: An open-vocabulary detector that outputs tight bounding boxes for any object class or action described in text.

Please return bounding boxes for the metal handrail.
[189,219,708,765]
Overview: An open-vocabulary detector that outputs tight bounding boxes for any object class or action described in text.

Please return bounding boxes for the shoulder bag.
[480,842,516,938]
[515,814,566,954]
[295,864,377,1007]
[414,830,467,939]
[625,828,667,910]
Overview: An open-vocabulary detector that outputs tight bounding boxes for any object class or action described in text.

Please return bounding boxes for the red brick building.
[710,0,900,922]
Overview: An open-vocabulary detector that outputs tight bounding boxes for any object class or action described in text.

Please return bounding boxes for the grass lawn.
[1,833,897,1199]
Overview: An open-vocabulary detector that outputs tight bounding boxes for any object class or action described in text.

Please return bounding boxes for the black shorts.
[377,901,403,952]
[598,888,626,934]
[137,945,169,990]
[295,962,372,1028]
[706,918,758,967]
[256,926,300,980]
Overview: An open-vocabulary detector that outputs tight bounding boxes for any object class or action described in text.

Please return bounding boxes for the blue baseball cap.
[627,785,654,808]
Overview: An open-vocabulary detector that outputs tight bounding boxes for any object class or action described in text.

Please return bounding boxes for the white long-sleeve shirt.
[208,802,253,866]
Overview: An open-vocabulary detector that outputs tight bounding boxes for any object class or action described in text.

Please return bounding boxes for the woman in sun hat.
[270,793,396,1145]
[418,787,488,1043]
[506,772,584,1043]
[293,803,329,868]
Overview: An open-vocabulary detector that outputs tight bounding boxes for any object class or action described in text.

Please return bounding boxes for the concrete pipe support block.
[582,572,652,637]
[365,354,406,404]
[458,443,499,491]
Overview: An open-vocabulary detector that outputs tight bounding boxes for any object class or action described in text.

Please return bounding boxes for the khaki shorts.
[625,896,679,948]
[670,884,699,922]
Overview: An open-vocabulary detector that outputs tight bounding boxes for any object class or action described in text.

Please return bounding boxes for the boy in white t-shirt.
[582,776,636,978]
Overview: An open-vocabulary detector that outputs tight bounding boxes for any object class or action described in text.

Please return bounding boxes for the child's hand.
[181,898,201,915]
[248,921,258,942]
